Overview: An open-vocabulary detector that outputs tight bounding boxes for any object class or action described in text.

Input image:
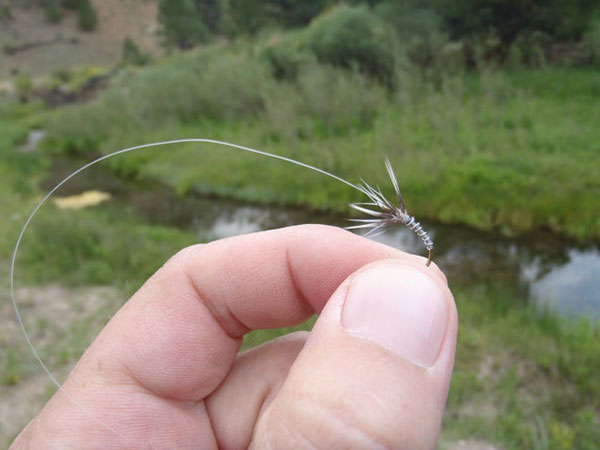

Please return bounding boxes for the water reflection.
[41,165,600,318]
[373,225,600,318]
[527,249,600,317]
[129,192,600,318]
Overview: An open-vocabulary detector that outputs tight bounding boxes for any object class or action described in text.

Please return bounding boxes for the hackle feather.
[346,156,434,266]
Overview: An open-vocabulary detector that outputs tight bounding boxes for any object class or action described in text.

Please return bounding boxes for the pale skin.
[12,225,457,449]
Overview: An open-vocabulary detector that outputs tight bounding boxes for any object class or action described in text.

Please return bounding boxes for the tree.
[430,0,599,47]
[307,5,398,87]
[193,0,222,33]
[265,0,332,28]
[228,0,331,35]
[159,0,210,48]
[77,0,97,31]
[228,0,266,35]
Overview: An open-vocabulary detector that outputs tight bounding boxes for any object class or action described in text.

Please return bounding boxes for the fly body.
[346,157,434,266]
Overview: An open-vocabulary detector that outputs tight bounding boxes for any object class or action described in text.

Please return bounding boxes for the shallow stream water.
[127,190,600,319]
[43,163,600,319]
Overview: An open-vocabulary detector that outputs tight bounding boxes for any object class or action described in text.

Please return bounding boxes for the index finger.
[76,224,445,402]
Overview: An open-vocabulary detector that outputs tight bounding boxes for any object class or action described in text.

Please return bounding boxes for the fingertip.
[341,262,450,368]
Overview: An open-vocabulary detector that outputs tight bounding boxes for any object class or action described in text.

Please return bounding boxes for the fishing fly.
[10,138,434,442]
[346,156,434,266]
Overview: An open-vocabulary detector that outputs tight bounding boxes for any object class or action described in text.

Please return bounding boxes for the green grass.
[1,37,599,449]
[42,44,600,241]
[443,284,600,449]
[242,284,600,450]
[16,205,199,288]
[0,102,201,389]
[1,348,23,386]
[0,103,201,289]
[0,102,49,269]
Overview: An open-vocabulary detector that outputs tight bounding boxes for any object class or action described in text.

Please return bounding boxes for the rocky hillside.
[0,0,163,80]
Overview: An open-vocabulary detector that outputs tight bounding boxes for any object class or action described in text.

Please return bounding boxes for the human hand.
[12,225,456,449]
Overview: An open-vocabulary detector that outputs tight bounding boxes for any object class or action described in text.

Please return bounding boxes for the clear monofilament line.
[8,138,365,442]
[10,138,433,442]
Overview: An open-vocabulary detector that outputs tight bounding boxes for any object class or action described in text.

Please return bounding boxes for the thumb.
[252,260,457,450]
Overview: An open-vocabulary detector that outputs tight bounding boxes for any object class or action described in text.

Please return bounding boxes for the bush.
[306,5,398,87]
[121,38,151,66]
[375,2,449,69]
[47,49,273,151]
[193,0,222,33]
[0,4,12,22]
[227,0,266,35]
[159,0,210,48]
[61,0,79,9]
[77,0,97,31]
[294,63,385,135]
[583,20,600,66]
[262,32,312,81]
[228,0,331,35]
[14,73,34,103]
[506,30,550,67]
[263,0,332,28]
[262,63,385,139]
[430,0,599,48]
[172,51,269,120]
[45,0,63,23]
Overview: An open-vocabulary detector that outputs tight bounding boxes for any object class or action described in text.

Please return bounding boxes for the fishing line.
[10,138,433,442]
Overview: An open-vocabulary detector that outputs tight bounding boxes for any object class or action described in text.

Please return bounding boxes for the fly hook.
[346,157,434,266]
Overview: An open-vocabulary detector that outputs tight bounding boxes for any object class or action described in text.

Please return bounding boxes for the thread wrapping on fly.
[345,156,434,266]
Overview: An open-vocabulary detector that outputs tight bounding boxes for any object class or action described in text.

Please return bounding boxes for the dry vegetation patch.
[1,283,121,446]
[0,0,162,78]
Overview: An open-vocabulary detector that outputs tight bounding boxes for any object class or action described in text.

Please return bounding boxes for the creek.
[44,162,600,320]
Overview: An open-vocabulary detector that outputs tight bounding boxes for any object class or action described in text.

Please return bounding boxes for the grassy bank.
[0,103,199,288]
[2,2,599,447]
[243,283,600,449]
[42,44,600,241]
[1,97,599,448]
[443,284,599,449]
[2,18,600,445]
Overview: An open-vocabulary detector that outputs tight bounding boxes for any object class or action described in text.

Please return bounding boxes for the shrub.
[121,38,151,66]
[193,0,222,33]
[375,2,449,69]
[430,0,599,48]
[0,4,12,22]
[227,0,331,35]
[77,0,97,31]
[262,32,312,81]
[263,0,332,28]
[45,0,63,23]
[227,0,266,35]
[306,5,398,87]
[61,0,79,9]
[159,0,210,48]
[3,44,16,55]
[506,30,550,67]
[583,20,600,66]
[14,73,34,103]
[295,63,385,135]
[47,49,273,152]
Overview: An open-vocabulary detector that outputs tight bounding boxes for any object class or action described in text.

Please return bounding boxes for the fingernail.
[342,264,448,367]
